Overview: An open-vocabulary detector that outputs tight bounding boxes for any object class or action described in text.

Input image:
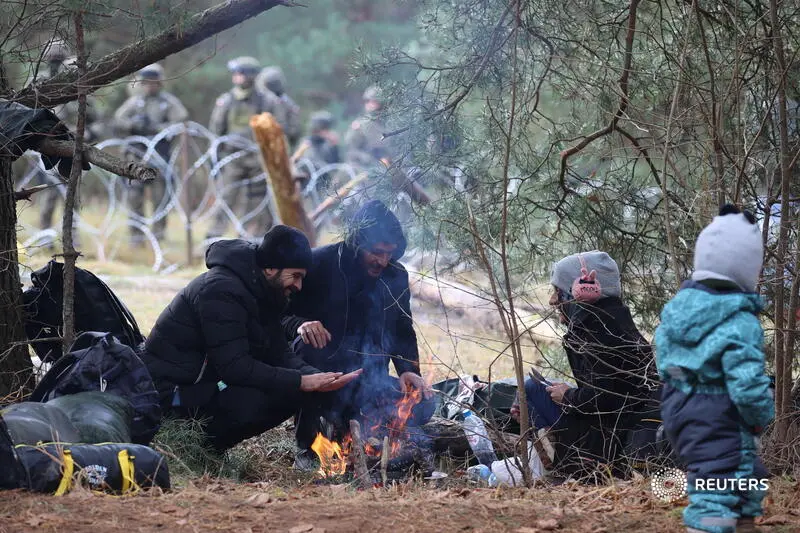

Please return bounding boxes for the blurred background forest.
[3,0,420,136]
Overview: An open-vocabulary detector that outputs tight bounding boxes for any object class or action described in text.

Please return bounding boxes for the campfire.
[310,433,350,478]
[310,387,433,483]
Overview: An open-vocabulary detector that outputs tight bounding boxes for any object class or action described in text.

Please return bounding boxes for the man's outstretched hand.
[297,321,332,349]
[300,369,363,393]
[399,372,433,399]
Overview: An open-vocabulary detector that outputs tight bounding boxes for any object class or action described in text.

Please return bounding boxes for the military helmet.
[259,66,286,94]
[309,111,335,132]
[136,63,164,80]
[362,85,382,103]
[43,38,70,63]
[227,56,261,76]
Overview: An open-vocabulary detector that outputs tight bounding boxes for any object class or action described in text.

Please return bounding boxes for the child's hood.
[658,280,763,346]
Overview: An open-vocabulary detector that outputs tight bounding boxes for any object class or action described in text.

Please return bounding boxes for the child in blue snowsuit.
[655,205,774,533]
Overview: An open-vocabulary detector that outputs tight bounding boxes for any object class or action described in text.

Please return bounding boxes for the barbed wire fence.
[15,121,368,273]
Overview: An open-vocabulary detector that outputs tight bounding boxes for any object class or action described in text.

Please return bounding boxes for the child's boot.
[736,517,760,533]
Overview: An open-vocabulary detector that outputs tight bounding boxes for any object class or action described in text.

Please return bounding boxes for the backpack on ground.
[30,332,161,445]
[23,260,145,363]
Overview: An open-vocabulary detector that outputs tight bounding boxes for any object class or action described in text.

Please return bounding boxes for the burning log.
[348,420,372,489]
[380,436,389,485]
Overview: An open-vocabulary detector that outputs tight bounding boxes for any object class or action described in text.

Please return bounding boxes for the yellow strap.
[54,449,74,496]
[118,450,140,494]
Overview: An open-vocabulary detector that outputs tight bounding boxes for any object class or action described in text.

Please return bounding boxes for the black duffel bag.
[13,442,170,495]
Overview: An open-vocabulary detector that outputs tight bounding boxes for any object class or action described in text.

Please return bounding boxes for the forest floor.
[9,249,800,533]
[2,475,800,533]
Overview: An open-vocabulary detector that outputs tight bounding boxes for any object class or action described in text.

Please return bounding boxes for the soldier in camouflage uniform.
[296,111,341,192]
[114,63,187,245]
[207,56,280,239]
[345,86,394,169]
[33,41,105,237]
[256,66,301,149]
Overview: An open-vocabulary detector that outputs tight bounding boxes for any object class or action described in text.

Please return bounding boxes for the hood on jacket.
[345,200,407,261]
[657,280,763,347]
[205,239,275,303]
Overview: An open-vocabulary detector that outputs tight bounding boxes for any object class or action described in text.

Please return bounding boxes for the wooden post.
[349,420,372,489]
[249,113,316,244]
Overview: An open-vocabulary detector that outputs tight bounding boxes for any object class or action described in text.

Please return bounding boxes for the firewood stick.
[381,436,390,485]
[309,173,368,222]
[290,140,310,164]
[534,429,554,470]
[349,420,372,489]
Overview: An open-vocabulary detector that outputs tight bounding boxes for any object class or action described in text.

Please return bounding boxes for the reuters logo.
[651,468,688,503]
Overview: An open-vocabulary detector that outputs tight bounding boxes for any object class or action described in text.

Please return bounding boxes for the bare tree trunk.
[768,0,793,442]
[60,10,88,353]
[0,57,31,400]
[0,157,32,401]
[496,0,532,487]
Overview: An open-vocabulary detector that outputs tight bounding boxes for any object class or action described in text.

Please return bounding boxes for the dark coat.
[142,239,318,406]
[552,297,658,476]
[283,241,420,380]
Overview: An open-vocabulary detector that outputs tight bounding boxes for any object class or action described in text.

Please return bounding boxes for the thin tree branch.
[557,0,641,187]
[60,8,87,352]
[36,138,158,181]
[11,0,291,108]
[381,3,512,139]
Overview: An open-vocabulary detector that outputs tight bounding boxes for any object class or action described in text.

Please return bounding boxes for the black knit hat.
[256,225,312,270]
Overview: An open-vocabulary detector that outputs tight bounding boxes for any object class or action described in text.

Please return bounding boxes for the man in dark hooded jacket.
[141,225,361,451]
[283,200,434,469]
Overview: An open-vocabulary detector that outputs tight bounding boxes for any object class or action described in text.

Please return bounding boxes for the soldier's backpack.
[30,332,161,446]
[23,260,145,363]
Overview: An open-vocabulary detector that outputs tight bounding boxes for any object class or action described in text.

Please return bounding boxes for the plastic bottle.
[462,410,498,465]
[467,464,498,487]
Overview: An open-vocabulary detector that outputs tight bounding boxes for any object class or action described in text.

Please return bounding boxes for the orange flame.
[387,387,422,456]
[310,433,349,477]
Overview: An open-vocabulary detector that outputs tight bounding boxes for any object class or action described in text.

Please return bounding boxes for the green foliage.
[357,0,800,330]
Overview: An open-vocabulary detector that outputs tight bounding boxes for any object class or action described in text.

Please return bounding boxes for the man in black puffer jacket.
[283,200,434,469]
[141,225,361,451]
